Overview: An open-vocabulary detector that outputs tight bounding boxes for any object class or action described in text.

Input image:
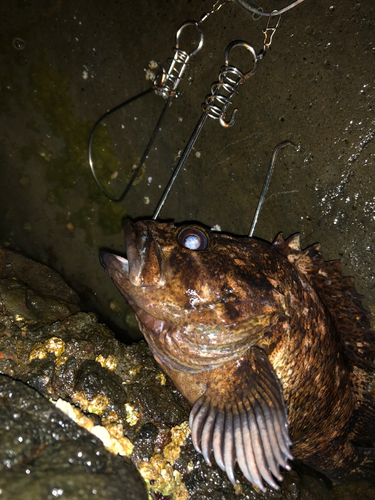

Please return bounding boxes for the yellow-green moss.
[22,55,130,244]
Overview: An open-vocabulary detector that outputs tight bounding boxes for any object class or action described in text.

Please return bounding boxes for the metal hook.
[249,141,298,237]
[88,21,204,202]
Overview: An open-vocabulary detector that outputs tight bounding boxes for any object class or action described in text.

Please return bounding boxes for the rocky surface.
[0,376,147,500]
[0,246,374,499]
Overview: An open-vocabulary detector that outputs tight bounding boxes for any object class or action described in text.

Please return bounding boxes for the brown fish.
[100,219,375,491]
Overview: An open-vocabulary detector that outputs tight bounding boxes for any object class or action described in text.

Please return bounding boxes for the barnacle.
[28,342,47,361]
[155,373,166,385]
[45,336,65,357]
[138,422,190,499]
[55,399,133,458]
[125,403,139,426]
[95,353,117,371]
[72,391,109,415]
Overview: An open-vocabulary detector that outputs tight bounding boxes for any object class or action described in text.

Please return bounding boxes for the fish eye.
[177,227,209,251]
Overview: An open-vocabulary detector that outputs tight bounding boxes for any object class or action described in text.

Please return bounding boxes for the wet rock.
[0,376,148,500]
[0,246,81,318]
[330,481,375,500]
[292,463,331,500]
[1,245,374,499]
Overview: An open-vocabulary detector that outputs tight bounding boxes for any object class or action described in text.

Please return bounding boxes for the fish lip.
[100,251,129,274]
[122,219,163,286]
[99,251,113,269]
[122,219,143,284]
[100,220,161,288]
[100,219,142,284]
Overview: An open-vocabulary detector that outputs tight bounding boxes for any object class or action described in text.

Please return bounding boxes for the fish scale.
[101,219,375,490]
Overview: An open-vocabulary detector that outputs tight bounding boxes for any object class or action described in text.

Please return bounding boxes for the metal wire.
[232,0,305,17]
[153,41,259,219]
[88,87,154,201]
[88,22,204,202]
[249,141,298,237]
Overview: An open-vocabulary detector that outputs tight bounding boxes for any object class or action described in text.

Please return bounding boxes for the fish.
[100,219,375,491]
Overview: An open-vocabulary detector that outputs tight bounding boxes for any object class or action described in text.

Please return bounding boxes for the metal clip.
[153,41,259,219]
[155,22,204,99]
[263,11,281,50]
[199,0,229,24]
[88,21,204,202]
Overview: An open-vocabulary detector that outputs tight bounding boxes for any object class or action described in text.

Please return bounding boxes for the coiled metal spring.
[203,41,258,127]
[155,21,204,99]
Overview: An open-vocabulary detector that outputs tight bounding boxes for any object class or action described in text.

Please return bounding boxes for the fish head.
[100,219,284,371]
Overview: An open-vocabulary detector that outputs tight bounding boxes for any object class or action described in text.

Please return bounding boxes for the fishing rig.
[88,0,305,233]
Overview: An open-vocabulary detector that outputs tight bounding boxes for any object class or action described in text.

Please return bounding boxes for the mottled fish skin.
[100,219,375,490]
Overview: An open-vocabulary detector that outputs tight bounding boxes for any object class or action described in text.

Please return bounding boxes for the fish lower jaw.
[113,254,152,287]
[112,254,129,273]
[134,306,169,337]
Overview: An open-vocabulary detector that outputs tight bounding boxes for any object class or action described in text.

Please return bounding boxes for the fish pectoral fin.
[189,346,292,491]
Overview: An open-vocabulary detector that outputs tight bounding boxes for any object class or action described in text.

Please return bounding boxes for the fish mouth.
[99,219,172,344]
[100,251,129,274]
[100,219,163,288]
[100,246,169,328]
[100,243,181,370]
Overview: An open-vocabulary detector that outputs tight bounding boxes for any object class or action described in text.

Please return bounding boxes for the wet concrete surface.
[0,0,374,339]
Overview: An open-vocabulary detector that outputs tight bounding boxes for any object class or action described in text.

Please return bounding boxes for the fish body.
[101,219,375,491]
